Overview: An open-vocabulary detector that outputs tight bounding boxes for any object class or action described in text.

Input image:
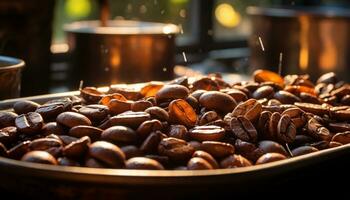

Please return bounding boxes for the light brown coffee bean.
[187,157,213,170]
[200,141,235,158]
[189,125,225,141]
[155,84,189,103]
[21,151,58,165]
[89,141,125,168]
[192,150,219,169]
[331,131,350,144]
[158,137,194,162]
[282,108,307,129]
[256,153,287,165]
[168,99,197,127]
[107,111,151,129]
[69,125,102,141]
[80,87,104,104]
[57,112,92,128]
[101,126,138,145]
[232,99,262,122]
[199,91,237,113]
[126,157,164,170]
[220,154,252,168]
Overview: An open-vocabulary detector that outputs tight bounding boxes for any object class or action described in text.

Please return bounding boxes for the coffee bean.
[289,135,315,148]
[58,157,81,166]
[341,95,350,105]
[80,87,104,104]
[108,99,133,115]
[191,90,206,100]
[329,141,343,148]
[89,141,125,168]
[234,139,264,162]
[256,153,287,165]
[291,146,318,157]
[131,100,153,112]
[294,102,329,116]
[126,157,164,170]
[140,82,164,97]
[140,131,167,154]
[99,93,127,106]
[78,104,109,124]
[253,70,284,88]
[307,118,332,142]
[230,116,257,143]
[192,77,220,91]
[158,137,194,163]
[8,141,31,159]
[0,126,17,145]
[29,138,62,151]
[330,106,350,121]
[21,151,58,165]
[232,99,262,122]
[299,92,322,104]
[189,125,225,141]
[200,141,234,158]
[276,115,296,143]
[0,111,18,128]
[187,157,213,170]
[144,106,169,122]
[15,112,44,134]
[282,108,306,129]
[222,88,248,103]
[13,100,40,114]
[108,87,142,101]
[58,135,78,146]
[107,111,150,129]
[258,140,289,156]
[101,126,138,145]
[317,72,337,84]
[42,122,66,136]
[274,91,301,104]
[258,111,272,139]
[168,125,188,140]
[155,84,189,103]
[220,154,252,168]
[63,136,91,158]
[199,91,237,113]
[188,141,202,151]
[121,145,143,159]
[252,86,275,99]
[57,112,92,128]
[136,120,162,138]
[192,150,219,169]
[35,103,65,121]
[168,99,197,127]
[69,125,102,141]
[331,131,350,144]
[0,142,7,157]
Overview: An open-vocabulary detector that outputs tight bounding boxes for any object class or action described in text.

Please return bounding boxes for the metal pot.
[65,20,179,88]
[0,55,25,100]
[247,6,350,81]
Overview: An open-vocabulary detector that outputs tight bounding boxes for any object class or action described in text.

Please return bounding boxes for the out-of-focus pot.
[0,55,25,100]
[247,6,350,81]
[65,20,179,88]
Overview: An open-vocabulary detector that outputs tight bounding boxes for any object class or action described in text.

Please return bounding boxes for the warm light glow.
[299,16,310,71]
[215,3,241,28]
[65,0,91,18]
[319,20,337,70]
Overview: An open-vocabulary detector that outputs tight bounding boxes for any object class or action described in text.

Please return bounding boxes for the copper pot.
[247,6,350,81]
[65,20,179,88]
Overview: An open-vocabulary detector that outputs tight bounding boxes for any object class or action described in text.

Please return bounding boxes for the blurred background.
[1,0,350,97]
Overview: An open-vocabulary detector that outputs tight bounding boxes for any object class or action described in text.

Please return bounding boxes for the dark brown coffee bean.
[222,88,248,103]
[131,100,153,112]
[58,157,81,166]
[317,72,337,84]
[220,154,252,168]
[169,99,197,127]
[230,116,257,143]
[155,84,189,103]
[0,111,18,128]
[258,140,289,156]
[21,151,58,165]
[276,115,296,143]
[189,125,225,141]
[36,103,65,121]
[126,157,164,170]
[101,126,138,145]
[158,137,194,163]
[188,141,202,151]
[291,146,318,157]
[136,120,163,138]
[234,139,264,162]
[63,136,91,158]
[13,100,40,114]
[258,111,272,139]
[107,111,151,129]
[199,91,237,113]
[307,118,332,141]
[256,153,287,165]
[69,125,102,141]
[266,112,280,140]
[331,131,350,144]
[8,141,31,159]
[330,106,350,121]
[192,77,220,91]
[187,157,213,170]
[200,141,235,158]
[328,122,350,133]
[198,111,219,126]
[29,138,62,151]
[300,92,322,104]
[191,90,206,100]
[84,157,108,168]
[57,112,92,128]
[309,141,329,150]
[0,126,17,145]
[140,131,167,154]
[290,135,315,148]
[144,155,170,167]
[58,135,78,145]
[274,91,301,104]
[168,125,188,140]
[80,87,104,104]
[294,102,329,116]
[330,85,350,98]
[15,112,44,134]
[185,95,199,111]
[42,122,66,136]
[121,145,143,159]
[340,95,350,105]
[144,106,169,122]
[78,104,109,124]
[89,141,125,168]
[108,99,133,115]
[192,150,219,169]
[252,86,275,99]
[232,99,262,122]
[281,108,306,129]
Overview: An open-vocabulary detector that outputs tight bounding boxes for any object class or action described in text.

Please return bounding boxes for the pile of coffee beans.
[0,70,349,170]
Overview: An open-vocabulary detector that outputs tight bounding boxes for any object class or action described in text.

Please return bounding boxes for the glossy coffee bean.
[282,108,306,129]
[294,102,329,116]
[21,151,58,165]
[107,111,150,129]
[126,157,164,170]
[131,100,153,112]
[234,139,264,162]
[253,70,284,88]
[252,86,274,99]
[15,112,44,134]
[307,118,332,142]
[168,99,197,127]
[189,125,225,141]
[13,100,40,114]
[99,93,127,106]
[328,122,350,133]
[317,72,337,84]
[168,125,188,140]
[0,111,18,128]
[108,99,133,115]
[158,137,194,162]
[200,141,235,158]
[140,82,164,97]
[220,154,252,168]
[101,126,138,145]
[140,131,167,154]
[230,116,257,143]
[192,77,220,91]
[42,122,66,136]
[84,157,107,168]
[192,150,219,169]
[199,91,237,113]
[57,112,92,128]
[57,157,81,166]
[155,84,189,103]
[331,131,350,144]
[108,87,142,101]
[0,126,17,145]
[80,87,104,104]
[329,141,343,148]
[232,99,262,122]
[187,157,213,170]
[276,115,296,143]
[291,146,318,157]
[144,106,169,122]
[63,136,91,158]
[36,103,65,121]
[198,111,219,126]
[273,91,301,104]
[58,135,78,145]
[121,145,143,159]
[69,125,102,141]
[258,140,289,157]
[255,153,287,165]
[89,141,125,168]
[8,141,31,159]
[29,138,62,151]
[136,119,163,138]
[78,104,109,124]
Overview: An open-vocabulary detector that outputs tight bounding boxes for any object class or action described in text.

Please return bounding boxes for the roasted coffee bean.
[121,145,143,159]
[188,141,202,151]
[42,122,66,136]
[101,126,138,145]
[273,91,301,104]
[8,141,30,159]
[13,100,40,114]
[330,85,350,98]
[63,136,91,158]
[29,138,62,151]
[329,141,343,148]
[155,84,189,103]
[187,157,213,170]
[15,112,44,134]
[191,90,206,100]
[140,82,164,97]
[168,125,188,140]
[158,137,194,162]
[234,139,264,162]
[192,77,220,91]
[192,150,219,169]
[330,106,350,121]
[57,112,92,128]
[199,91,237,113]
[36,103,66,121]
[258,111,272,139]
[131,100,153,112]
[281,108,306,129]
[80,87,104,104]
[57,157,81,166]
[331,131,350,144]
[220,154,252,168]
[107,111,150,129]
[107,87,142,101]
[144,106,169,122]
[58,135,78,145]
[126,157,164,170]
[317,72,337,84]
[0,111,18,128]
[0,126,17,145]
[185,95,199,111]
[21,151,58,165]
[290,135,315,148]
[252,86,274,99]
[100,93,127,106]
[170,76,189,87]
[222,88,248,103]
[253,70,284,88]
[256,153,287,165]
[84,157,108,168]
[276,115,296,143]
[136,120,162,138]
[230,116,257,143]
[294,102,329,116]
[168,99,197,127]
[309,141,329,150]
[89,141,125,168]
[145,155,170,167]
[78,105,109,124]
[341,95,350,105]
[291,146,318,157]
[200,141,234,158]
[108,99,133,115]
[307,118,332,141]
[328,122,350,133]
[69,125,102,141]
[189,125,225,141]
[299,92,321,104]
[0,142,7,157]
[258,140,289,157]
[232,99,262,122]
